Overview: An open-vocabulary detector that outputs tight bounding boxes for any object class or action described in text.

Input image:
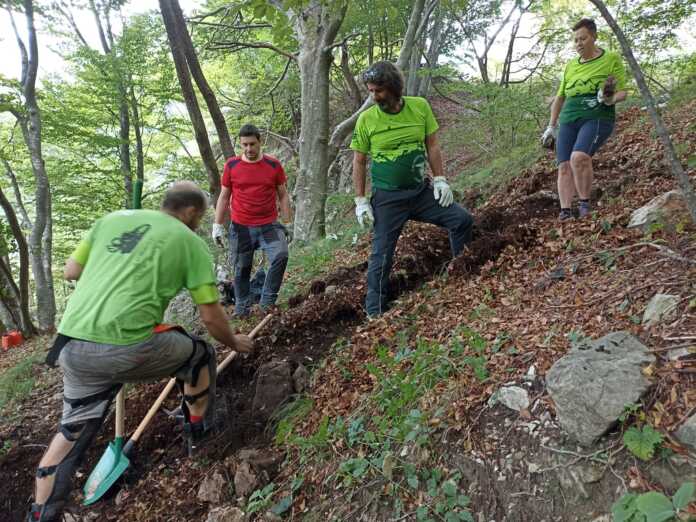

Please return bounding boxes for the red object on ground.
[2,330,24,351]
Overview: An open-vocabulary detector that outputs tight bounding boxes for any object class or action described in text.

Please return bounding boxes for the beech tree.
[2,0,56,331]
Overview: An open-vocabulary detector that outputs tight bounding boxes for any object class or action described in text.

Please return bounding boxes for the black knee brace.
[30,389,118,521]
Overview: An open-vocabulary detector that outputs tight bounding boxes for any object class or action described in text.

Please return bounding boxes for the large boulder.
[252,360,295,421]
[627,190,689,231]
[546,331,655,446]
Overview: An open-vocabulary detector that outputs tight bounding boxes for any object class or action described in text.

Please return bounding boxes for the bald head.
[161,181,208,213]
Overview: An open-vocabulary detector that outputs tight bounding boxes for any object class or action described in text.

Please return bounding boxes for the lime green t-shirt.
[350,96,439,191]
[59,209,218,345]
[557,49,626,124]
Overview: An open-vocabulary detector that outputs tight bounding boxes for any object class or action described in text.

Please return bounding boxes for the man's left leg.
[412,183,474,256]
[257,222,289,310]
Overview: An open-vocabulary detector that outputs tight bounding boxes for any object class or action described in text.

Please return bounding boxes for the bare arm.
[352,151,368,197]
[214,185,231,225]
[64,258,83,281]
[425,132,444,178]
[198,302,253,352]
[276,183,292,223]
[548,96,565,127]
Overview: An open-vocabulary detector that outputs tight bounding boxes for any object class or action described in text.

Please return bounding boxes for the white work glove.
[212,223,226,248]
[596,88,616,106]
[354,196,374,228]
[432,177,454,207]
[540,125,557,148]
[280,222,293,244]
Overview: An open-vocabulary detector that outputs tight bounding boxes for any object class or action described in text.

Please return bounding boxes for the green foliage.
[623,425,664,461]
[246,482,277,514]
[0,351,43,411]
[612,482,696,522]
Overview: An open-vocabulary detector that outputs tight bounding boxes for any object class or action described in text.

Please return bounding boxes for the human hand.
[233,334,254,354]
[540,125,557,149]
[354,196,374,228]
[432,177,454,207]
[597,76,617,105]
[212,223,226,248]
[281,223,293,244]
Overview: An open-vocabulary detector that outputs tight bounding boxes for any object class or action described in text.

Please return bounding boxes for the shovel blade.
[82,438,130,505]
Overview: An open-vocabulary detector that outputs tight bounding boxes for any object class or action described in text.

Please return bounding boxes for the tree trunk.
[160,0,221,197]
[418,11,445,97]
[167,0,235,161]
[588,0,696,223]
[0,185,37,336]
[17,0,55,331]
[275,1,347,241]
[396,0,426,71]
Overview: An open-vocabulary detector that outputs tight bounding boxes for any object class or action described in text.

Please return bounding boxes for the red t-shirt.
[221,154,287,226]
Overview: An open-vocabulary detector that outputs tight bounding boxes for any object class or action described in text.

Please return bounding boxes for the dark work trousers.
[229,221,289,315]
[366,182,473,316]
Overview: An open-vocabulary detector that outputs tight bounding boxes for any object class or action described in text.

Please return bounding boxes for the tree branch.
[207,41,297,61]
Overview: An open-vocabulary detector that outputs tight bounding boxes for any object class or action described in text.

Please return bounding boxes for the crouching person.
[28,182,253,522]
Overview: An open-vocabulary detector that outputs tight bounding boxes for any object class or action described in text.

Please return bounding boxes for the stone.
[234,461,259,498]
[642,293,679,326]
[206,506,247,522]
[646,454,696,491]
[489,386,530,412]
[263,513,283,522]
[546,331,655,446]
[675,414,696,452]
[198,471,227,504]
[63,514,80,522]
[627,190,689,231]
[252,360,294,420]
[238,448,284,475]
[325,285,338,295]
[292,363,310,393]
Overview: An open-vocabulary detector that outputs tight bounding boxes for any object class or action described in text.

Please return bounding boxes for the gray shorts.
[58,330,213,425]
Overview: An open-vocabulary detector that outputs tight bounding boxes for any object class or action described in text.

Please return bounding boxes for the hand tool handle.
[115,389,125,439]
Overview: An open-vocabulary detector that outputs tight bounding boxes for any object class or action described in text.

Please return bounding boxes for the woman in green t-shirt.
[540,18,628,220]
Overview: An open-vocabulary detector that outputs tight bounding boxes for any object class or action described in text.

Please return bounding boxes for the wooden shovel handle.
[129,313,272,444]
[115,389,125,439]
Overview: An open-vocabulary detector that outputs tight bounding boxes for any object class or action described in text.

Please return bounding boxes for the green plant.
[246,483,277,514]
[612,482,695,522]
[0,351,43,411]
[623,425,663,461]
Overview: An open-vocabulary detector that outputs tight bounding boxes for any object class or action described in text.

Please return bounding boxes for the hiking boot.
[558,209,573,221]
[183,421,212,457]
[578,200,591,218]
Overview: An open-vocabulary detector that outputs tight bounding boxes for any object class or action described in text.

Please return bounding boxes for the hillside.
[1,98,695,521]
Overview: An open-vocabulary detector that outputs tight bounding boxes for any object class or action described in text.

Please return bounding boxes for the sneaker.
[578,200,591,218]
[558,209,573,221]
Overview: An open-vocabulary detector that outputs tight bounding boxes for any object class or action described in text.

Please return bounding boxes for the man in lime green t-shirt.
[351,61,474,317]
[540,18,628,220]
[28,182,253,522]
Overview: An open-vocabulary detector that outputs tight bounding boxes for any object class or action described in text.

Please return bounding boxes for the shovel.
[82,389,128,505]
[82,314,272,504]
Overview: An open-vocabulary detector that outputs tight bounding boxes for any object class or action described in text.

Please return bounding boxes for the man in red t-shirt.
[213,124,293,316]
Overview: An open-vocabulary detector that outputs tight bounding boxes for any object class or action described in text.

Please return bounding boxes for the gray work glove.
[432,177,454,207]
[354,196,374,228]
[540,125,557,149]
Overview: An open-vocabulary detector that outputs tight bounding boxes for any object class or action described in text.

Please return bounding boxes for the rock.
[489,386,530,412]
[252,360,294,420]
[646,454,696,491]
[263,513,283,522]
[675,414,696,451]
[591,516,610,522]
[198,471,227,504]
[206,506,247,522]
[63,514,80,522]
[642,293,679,326]
[238,448,284,475]
[627,190,689,231]
[293,363,310,393]
[164,290,199,329]
[234,461,259,498]
[546,331,655,446]
[325,285,338,295]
